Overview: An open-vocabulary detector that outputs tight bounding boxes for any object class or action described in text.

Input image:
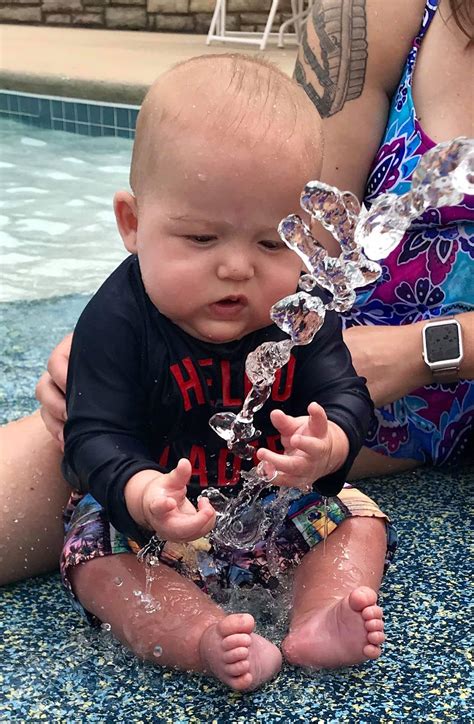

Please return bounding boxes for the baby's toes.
[217,613,254,638]
[223,646,250,664]
[363,642,382,660]
[365,618,384,633]
[222,633,252,651]
[225,658,251,677]
[367,630,385,646]
[361,604,383,621]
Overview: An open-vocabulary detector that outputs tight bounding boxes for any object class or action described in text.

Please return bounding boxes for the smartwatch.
[422,317,463,382]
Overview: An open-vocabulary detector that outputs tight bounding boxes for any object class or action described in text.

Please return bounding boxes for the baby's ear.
[114,191,138,253]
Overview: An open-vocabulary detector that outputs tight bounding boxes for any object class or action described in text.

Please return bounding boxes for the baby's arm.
[124,459,215,542]
[257,402,349,491]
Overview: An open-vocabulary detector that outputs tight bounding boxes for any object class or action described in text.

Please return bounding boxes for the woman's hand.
[35,333,72,448]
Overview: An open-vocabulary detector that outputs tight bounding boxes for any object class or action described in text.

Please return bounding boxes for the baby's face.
[131,131,310,343]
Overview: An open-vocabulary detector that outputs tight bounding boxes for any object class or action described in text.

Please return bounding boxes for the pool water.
[0,118,130,302]
[0,117,133,423]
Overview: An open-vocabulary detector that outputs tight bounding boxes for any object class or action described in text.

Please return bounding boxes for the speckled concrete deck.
[0,293,472,722]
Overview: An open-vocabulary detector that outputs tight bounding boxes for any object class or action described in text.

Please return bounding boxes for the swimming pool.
[0,110,136,423]
[0,116,131,302]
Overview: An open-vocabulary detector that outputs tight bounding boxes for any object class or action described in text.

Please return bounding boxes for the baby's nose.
[217,249,255,280]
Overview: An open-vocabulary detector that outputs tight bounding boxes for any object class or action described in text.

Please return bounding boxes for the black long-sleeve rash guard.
[62,255,374,545]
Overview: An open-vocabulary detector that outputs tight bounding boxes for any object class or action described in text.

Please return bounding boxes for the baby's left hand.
[256,402,349,490]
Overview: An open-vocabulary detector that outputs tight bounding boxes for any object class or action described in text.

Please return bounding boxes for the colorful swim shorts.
[61,485,397,623]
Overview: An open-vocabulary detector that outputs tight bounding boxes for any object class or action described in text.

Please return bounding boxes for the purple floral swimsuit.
[341,0,474,465]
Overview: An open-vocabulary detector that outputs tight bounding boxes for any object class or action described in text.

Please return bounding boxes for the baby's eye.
[185,235,216,243]
[259,239,285,250]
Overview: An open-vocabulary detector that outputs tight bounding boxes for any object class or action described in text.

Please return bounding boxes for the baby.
[61,53,394,691]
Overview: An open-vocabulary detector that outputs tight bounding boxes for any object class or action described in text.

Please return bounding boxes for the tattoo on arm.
[294,0,368,118]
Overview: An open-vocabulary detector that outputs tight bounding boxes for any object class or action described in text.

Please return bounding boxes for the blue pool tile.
[1,91,140,137]
[64,102,76,122]
[51,100,63,120]
[18,114,34,125]
[19,95,38,116]
[39,98,52,124]
[76,122,91,136]
[8,94,19,113]
[102,106,115,127]
[38,115,53,130]
[129,109,138,129]
[76,104,89,123]
[116,107,129,130]
[89,104,101,125]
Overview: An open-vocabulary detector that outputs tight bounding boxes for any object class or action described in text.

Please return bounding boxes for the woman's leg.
[71,552,282,691]
[349,445,420,480]
[0,411,70,585]
[282,516,387,668]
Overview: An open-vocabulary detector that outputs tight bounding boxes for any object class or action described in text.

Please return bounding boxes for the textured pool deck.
[0,24,298,103]
[1,293,473,721]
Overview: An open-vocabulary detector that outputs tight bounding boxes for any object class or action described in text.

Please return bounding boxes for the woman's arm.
[295,0,426,253]
[296,0,474,405]
[344,312,474,407]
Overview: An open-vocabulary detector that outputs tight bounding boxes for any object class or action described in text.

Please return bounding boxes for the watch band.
[431,366,459,383]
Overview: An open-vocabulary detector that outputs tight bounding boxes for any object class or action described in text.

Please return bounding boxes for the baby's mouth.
[216,295,246,306]
[210,295,248,316]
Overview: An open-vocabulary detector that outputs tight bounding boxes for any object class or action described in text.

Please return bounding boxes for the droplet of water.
[101,623,112,632]
[153,645,163,658]
[113,577,123,587]
[133,589,142,597]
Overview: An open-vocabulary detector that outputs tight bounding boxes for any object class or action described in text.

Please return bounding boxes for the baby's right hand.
[126,460,216,543]
[35,332,72,448]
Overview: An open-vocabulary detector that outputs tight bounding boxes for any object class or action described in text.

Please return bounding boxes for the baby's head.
[129,53,323,199]
[115,54,324,343]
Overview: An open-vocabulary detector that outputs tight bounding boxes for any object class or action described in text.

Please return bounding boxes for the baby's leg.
[282,516,387,669]
[71,553,282,691]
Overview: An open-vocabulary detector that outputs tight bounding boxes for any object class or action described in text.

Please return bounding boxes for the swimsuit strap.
[405,0,439,85]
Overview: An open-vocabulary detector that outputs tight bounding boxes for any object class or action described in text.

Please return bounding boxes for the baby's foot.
[199,613,282,691]
[282,586,384,669]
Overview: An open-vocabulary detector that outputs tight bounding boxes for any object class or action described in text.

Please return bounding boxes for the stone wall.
[0,0,293,34]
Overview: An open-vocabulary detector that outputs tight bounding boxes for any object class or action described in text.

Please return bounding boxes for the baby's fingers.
[269,409,300,438]
[171,503,216,540]
[289,433,322,458]
[307,402,328,439]
[257,447,311,476]
[163,458,192,491]
[149,494,177,517]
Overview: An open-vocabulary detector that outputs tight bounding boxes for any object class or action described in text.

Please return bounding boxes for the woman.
[295,0,473,476]
[1,0,472,585]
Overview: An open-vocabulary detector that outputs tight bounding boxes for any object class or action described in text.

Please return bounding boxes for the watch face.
[425,323,460,363]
